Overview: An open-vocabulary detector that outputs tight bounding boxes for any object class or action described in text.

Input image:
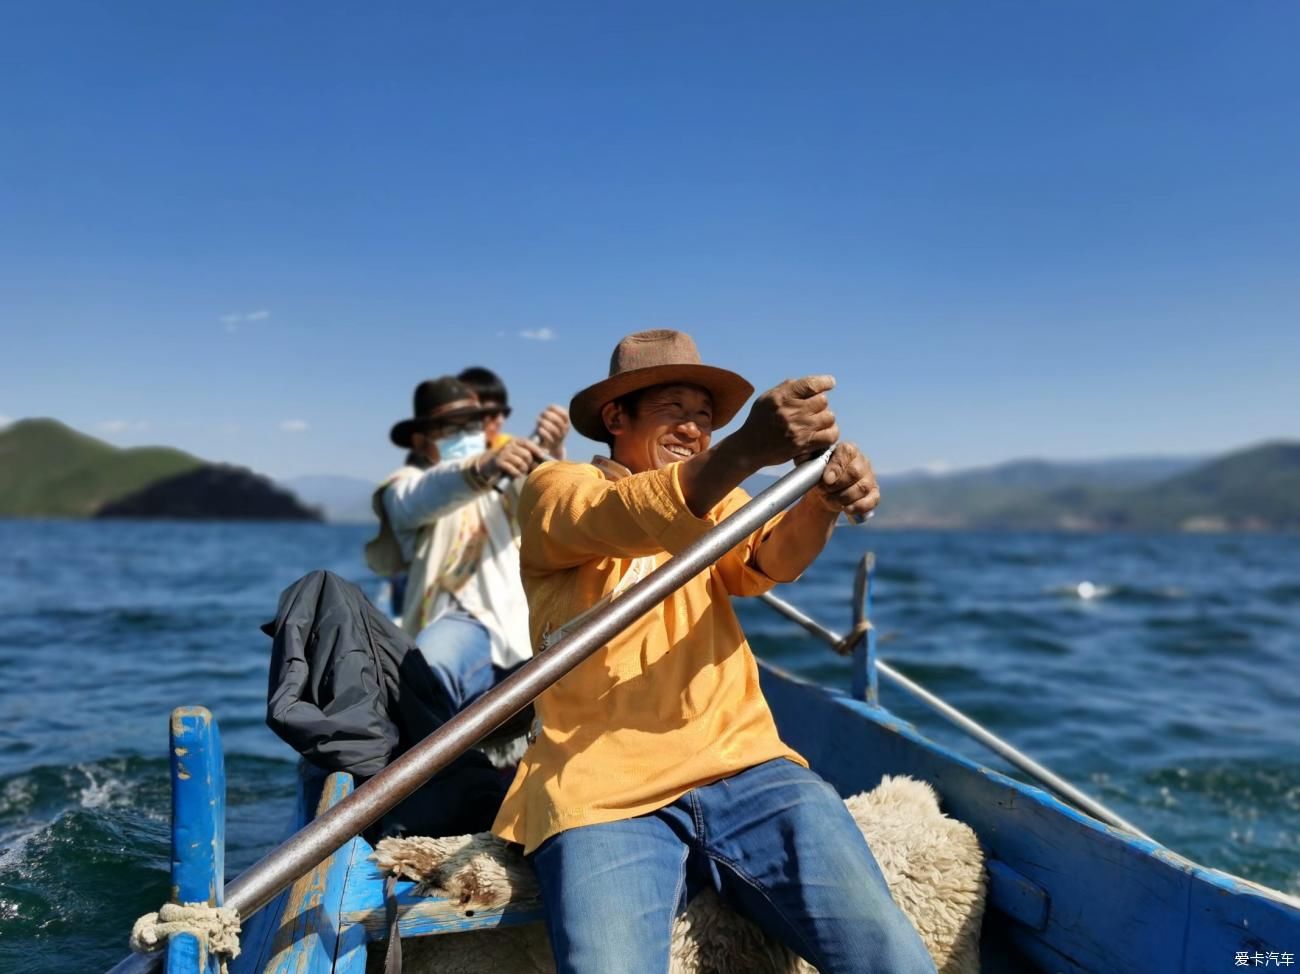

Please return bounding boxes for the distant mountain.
[97,465,320,521]
[1075,442,1300,532]
[280,474,376,523]
[0,418,202,517]
[885,455,1203,490]
[0,418,317,521]
[743,445,1298,532]
[885,442,1300,531]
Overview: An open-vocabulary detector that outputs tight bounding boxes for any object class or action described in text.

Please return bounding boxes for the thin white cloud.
[220,309,272,332]
[279,419,309,433]
[97,420,150,434]
[0,415,11,430]
[519,327,556,341]
[920,459,952,475]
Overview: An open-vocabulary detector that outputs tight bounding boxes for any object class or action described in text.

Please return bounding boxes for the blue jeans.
[415,610,513,723]
[531,758,936,974]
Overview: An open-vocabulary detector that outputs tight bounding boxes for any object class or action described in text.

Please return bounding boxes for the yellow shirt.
[491,457,808,853]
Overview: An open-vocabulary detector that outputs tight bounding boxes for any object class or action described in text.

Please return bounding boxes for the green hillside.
[0,418,203,517]
[1090,442,1300,531]
[879,441,1300,531]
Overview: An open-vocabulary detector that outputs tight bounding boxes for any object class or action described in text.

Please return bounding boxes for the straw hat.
[570,330,753,442]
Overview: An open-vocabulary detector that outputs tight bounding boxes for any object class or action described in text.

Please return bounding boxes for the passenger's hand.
[810,443,880,517]
[475,438,546,482]
[534,405,570,459]
[731,375,839,468]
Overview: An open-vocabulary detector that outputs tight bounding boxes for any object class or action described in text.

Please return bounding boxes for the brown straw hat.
[570,330,754,442]
[389,376,486,448]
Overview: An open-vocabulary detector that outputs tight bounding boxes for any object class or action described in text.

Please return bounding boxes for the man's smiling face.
[608,383,714,474]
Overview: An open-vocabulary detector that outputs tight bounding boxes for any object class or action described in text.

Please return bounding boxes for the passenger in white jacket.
[365,375,568,717]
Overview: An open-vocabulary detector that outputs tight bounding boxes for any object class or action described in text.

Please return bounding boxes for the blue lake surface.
[1,520,1297,972]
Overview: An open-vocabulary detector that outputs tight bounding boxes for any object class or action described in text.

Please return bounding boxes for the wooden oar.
[107,449,834,974]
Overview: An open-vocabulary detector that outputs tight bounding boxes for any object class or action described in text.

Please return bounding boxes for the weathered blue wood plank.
[261,772,362,974]
[166,932,205,973]
[229,887,290,974]
[985,859,1049,931]
[760,662,1300,974]
[232,763,330,974]
[170,706,225,908]
[168,706,224,974]
[330,834,372,973]
[1169,851,1300,974]
[339,850,545,940]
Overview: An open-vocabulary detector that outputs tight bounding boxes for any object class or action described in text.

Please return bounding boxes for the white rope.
[130,902,241,974]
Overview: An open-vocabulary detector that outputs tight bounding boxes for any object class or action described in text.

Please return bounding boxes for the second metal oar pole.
[756,588,1155,842]
[107,450,833,974]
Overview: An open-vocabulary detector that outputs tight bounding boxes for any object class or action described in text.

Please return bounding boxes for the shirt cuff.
[459,457,493,492]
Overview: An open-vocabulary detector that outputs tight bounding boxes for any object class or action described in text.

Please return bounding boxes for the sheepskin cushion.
[372,775,985,974]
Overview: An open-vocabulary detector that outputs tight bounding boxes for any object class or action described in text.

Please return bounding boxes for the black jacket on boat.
[262,569,507,836]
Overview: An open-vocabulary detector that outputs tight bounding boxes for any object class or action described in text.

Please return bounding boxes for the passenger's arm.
[383,463,481,531]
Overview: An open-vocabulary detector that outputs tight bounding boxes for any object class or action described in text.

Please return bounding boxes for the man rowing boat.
[491,330,936,973]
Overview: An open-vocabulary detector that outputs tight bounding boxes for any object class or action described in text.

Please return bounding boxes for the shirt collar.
[591,455,633,482]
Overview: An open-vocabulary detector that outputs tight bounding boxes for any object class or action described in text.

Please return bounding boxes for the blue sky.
[2,2,1297,481]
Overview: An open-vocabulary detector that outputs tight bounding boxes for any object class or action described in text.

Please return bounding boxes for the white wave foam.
[1048,580,1113,600]
[74,765,130,810]
[0,824,44,872]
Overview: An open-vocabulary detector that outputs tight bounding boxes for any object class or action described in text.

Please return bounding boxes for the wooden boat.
[158,654,1300,973]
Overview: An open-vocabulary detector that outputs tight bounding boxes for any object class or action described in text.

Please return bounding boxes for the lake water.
[1,520,1297,972]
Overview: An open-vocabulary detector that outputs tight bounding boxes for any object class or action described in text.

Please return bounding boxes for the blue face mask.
[436,430,487,461]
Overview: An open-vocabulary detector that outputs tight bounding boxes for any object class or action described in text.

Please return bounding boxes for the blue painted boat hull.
[170,660,1299,974]
[759,663,1300,974]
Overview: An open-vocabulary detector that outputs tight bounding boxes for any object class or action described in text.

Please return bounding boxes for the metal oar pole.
[756,586,1155,842]
[108,450,833,974]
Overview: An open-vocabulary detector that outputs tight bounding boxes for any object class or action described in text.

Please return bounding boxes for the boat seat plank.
[338,852,545,940]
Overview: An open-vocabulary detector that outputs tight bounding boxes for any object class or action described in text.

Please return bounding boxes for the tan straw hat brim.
[570,363,754,443]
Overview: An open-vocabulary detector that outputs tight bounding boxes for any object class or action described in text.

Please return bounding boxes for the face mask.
[436,430,486,461]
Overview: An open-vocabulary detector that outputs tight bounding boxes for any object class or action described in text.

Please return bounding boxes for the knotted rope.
[833,618,873,656]
[130,902,241,974]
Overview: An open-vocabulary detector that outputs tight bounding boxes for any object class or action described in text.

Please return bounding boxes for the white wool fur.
[372,775,985,974]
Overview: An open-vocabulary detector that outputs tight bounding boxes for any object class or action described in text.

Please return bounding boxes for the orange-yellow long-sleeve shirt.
[491,457,808,853]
